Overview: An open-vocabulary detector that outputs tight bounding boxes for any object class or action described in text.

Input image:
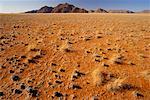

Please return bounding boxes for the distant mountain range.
[25,3,150,13]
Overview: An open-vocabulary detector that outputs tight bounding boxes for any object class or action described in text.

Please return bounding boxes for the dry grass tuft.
[141,70,150,81]
[91,67,115,86]
[107,78,133,92]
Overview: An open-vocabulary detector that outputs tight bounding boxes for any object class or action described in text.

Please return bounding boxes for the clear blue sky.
[0,0,150,13]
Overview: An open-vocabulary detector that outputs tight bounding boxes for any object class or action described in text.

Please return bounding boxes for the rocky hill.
[89,8,108,13]
[138,10,150,13]
[37,6,54,13]
[26,3,88,13]
[26,3,150,14]
[108,10,134,13]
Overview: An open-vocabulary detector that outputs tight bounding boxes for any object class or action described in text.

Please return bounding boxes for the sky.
[0,0,150,13]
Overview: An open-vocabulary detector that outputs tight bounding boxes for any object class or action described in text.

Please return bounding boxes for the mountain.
[37,6,53,13]
[51,3,74,13]
[89,8,108,13]
[25,3,142,14]
[26,3,88,13]
[108,10,134,13]
[25,10,38,13]
[138,10,150,13]
[72,7,88,13]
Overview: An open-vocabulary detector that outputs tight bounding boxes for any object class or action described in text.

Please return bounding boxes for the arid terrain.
[0,13,150,100]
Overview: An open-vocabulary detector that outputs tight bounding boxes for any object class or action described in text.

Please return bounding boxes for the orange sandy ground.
[0,13,150,100]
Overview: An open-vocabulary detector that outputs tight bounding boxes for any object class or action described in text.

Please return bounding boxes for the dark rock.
[30,48,40,52]
[71,70,85,80]
[54,92,63,97]
[70,84,82,90]
[95,58,101,62]
[27,87,39,97]
[12,75,20,81]
[64,48,71,52]
[51,63,57,66]
[15,89,22,94]
[55,80,63,84]
[20,84,26,89]
[21,55,26,59]
[113,56,124,64]
[133,91,144,97]
[60,69,65,72]
[1,65,6,69]
[9,70,14,73]
[28,59,37,64]
[19,69,24,73]
[33,55,42,59]
[102,63,109,67]
[122,84,133,90]
[0,92,4,97]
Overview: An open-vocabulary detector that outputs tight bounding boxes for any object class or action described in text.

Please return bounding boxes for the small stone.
[102,63,109,67]
[94,54,101,58]
[96,35,102,39]
[12,75,20,81]
[70,84,82,90]
[28,59,37,64]
[1,65,6,69]
[21,55,26,59]
[71,70,85,80]
[55,80,63,84]
[10,70,14,73]
[113,55,124,64]
[15,89,22,94]
[133,91,144,97]
[54,92,63,97]
[27,87,39,97]
[92,96,99,100]
[95,58,101,62]
[51,63,57,66]
[20,84,26,89]
[19,69,24,73]
[0,92,4,97]
[60,69,65,72]
[84,36,91,41]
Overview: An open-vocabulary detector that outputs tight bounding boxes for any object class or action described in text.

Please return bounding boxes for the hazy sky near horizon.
[0,0,150,13]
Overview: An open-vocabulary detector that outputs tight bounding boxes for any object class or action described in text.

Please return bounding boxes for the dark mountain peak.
[96,8,108,13]
[139,10,150,13]
[25,3,137,14]
[37,6,53,13]
[89,8,108,13]
[52,3,87,13]
[108,10,134,13]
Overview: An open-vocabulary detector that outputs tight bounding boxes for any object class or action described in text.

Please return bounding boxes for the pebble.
[9,70,14,73]
[15,89,22,94]
[55,80,63,84]
[54,92,63,97]
[70,84,82,90]
[133,91,144,97]
[71,70,85,80]
[27,87,39,97]
[20,84,26,89]
[0,92,4,97]
[60,69,65,72]
[12,75,20,81]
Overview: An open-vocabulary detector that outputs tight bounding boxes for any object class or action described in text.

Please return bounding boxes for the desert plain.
[0,13,150,100]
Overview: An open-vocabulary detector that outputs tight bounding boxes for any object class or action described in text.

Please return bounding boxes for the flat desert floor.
[0,13,150,100]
